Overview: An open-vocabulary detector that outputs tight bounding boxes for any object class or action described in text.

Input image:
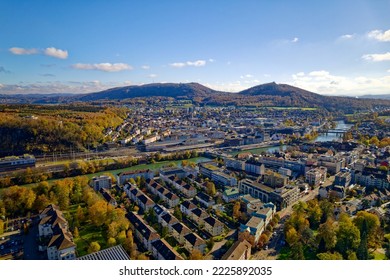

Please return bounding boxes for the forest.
[0,104,129,156]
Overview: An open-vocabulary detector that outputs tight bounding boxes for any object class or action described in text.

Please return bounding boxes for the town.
[1,102,390,260]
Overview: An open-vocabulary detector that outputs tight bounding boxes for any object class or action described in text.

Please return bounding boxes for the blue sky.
[1,0,390,95]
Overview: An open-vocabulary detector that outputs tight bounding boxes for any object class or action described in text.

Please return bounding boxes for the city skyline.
[1,0,390,95]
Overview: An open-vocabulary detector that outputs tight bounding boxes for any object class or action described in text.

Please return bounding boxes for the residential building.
[222,240,252,260]
[203,216,224,236]
[196,192,215,208]
[180,201,197,216]
[117,169,154,185]
[171,222,191,244]
[90,175,112,191]
[183,232,206,254]
[334,170,352,187]
[211,171,237,186]
[239,216,265,243]
[222,187,241,202]
[151,239,184,260]
[127,212,160,251]
[77,245,129,260]
[305,167,327,186]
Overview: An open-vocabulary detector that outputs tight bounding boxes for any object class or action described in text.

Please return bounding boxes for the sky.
[0,0,390,95]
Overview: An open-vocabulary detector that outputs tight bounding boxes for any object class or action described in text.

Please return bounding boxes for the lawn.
[74,223,107,257]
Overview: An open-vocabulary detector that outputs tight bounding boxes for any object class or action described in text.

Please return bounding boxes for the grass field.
[74,223,107,257]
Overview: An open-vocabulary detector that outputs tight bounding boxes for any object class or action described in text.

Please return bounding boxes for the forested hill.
[2,82,390,112]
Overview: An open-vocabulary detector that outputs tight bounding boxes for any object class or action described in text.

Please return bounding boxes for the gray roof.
[77,245,129,260]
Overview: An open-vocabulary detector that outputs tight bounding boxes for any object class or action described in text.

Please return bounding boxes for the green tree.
[357,219,369,260]
[73,227,79,238]
[317,252,343,260]
[290,241,305,260]
[336,214,360,257]
[354,211,382,249]
[0,219,4,235]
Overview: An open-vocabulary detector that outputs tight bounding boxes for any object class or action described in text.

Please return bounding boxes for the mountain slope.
[73,82,222,102]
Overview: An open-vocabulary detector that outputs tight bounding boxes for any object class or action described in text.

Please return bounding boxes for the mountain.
[73,82,222,102]
[359,94,390,100]
[2,82,390,112]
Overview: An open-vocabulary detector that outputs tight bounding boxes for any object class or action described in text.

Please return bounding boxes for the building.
[90,175,112,191]
[245,160,265,175]
[239,216,265,243]
[222,187,241,202]
[211,171,237,186]
[146,179,179,208]
[77,245,129,260]
[334,170,352,187]
[0,154,36,172]
[171,222,192,244]
[196,192,215,208]
[203,216,224,236]
[159,167,187,179]
[100,189,117,207]
[190,208,209,225]
[151,239,184,260]
[199,162,220,178]
[225,158,245,171]
[38,205,76,260]
[124,184,155,212]
[117,169,154,185]
[183,232,206,254]
[305,167,327,186]
[263,171,288,188]
[180,201,197,216]
[239,179,299,210]
[221,240,252,260]
[127,211,160,251]
[47,227,77,260]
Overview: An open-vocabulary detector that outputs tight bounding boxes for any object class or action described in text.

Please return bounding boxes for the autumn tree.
[205,181,216,196]
[88,200,108,226]
[232,201,241,220]
[88,241,101,254]
[317,252,343,260]
[316,219,337,251]
[353,211,382,250]
[0,219,4,235]
[73,227,79,238]
[108,237,117,247]
[189,249,204,260]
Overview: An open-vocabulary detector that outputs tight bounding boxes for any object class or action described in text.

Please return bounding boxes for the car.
[264,245,268,250]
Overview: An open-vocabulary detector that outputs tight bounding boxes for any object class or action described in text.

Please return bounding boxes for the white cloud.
[9,47,39,55]
[9,46,68,59]
[290,70,390,95]
[240,74,253,79]
[148,74,157,78]
[367,29,390,42]
[291,37,299,43]
[72,63,133,72]
[141,65,150,70]
[0,80,135,94]
[44,47,68,59]
[340,34,355,40]
[362,52,390,62]
[209,58,215,63]
[387,69,390,73]
[170,60,206,68]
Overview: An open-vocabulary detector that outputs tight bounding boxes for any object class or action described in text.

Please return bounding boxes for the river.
[314,120,353,142]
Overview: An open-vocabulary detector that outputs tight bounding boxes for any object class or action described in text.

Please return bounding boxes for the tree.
[205,181,216,196]
[316,219,337,251]
[290,241,305,260]
[307,199,322,229]
[108,237,117,247]
[88,242,101,254]
[336,214,360,257]
[0,219,4,235]
[357,219,369,260]
[76,205,85,224]
[73,227,79,238]
[285,227,299,246]
[173,206,182,221]
[232,201,241,220]
[353,211,382,250]
[189,249,203,260]
[317,252,343,260]
[88,200,108,226]
[161,226,168,238]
